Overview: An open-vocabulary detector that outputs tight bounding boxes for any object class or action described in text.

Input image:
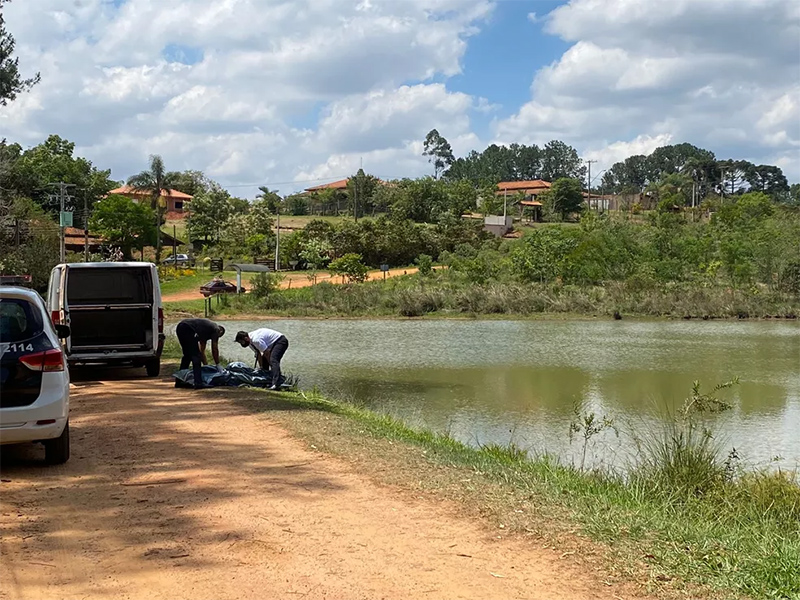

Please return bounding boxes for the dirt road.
[1,374,630,600]
[162,267,425,303]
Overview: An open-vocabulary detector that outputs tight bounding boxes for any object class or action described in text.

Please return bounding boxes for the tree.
[546,178,585,220]
[256,187,281,214]
[11,135,115,214]
[127,155,178,263]
[0,0,40,106]
[90,195,156,259]
[186,185,232,244]
[540,140,586,182]
[347,169,379,220]
[745,164,789,196]
[423,129,455,179]
[328,253,369,283]
[169,170,211,197]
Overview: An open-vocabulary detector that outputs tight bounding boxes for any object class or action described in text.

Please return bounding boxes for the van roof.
[55,262,156,269]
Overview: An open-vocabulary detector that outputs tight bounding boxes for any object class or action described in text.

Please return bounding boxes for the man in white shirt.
[235,327,289,390]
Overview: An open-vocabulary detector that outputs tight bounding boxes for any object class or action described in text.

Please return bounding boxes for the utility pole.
[585,160,598,211]
[274,197,282,272]
[83,194,89,262]
[49,182,76,263]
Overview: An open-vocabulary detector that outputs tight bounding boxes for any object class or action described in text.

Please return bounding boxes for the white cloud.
[496,0,800,181]
[1,0,493,195]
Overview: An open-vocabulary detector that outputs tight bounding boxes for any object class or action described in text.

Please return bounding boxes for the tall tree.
[170,170,211,197]
[90,194,156,259]
[540,141,586,181]
[12,135,115,214]
[422,129,455,179]
[347,169,379,220]
[127,155,177,263]
[745,164,789,196]
[0,0,40,106]
[186,184,232,244]
[256,187,281,213]
[543,177,584,220]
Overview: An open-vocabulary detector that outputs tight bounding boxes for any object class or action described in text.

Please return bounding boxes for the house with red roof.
[107,185,193,219]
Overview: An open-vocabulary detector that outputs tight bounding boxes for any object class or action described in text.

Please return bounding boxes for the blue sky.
[1,0,797,196]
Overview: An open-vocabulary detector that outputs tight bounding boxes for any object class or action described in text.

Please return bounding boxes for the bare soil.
[162,267,426,303]
[1,372,639,600]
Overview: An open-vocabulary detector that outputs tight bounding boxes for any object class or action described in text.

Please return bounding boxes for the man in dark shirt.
[175,318,225,389]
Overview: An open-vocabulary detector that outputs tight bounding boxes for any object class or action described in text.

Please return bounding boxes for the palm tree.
[127,155,177,264]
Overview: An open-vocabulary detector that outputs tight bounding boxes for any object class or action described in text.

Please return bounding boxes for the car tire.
[146,359,161,377]
[44,421,70,465]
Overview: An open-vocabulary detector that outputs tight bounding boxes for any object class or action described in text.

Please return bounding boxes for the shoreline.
[222,382,800,600]
[163,306,800,323]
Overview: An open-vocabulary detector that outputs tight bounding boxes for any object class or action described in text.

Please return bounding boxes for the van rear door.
[63,266,155,355]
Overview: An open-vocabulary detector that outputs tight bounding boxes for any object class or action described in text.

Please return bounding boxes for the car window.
[0,298,44,343]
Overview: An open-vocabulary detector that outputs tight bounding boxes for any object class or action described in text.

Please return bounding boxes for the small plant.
[329,253,369,283]
[251,272,283,299]
[568,405,617,471]
[416,254,433,276]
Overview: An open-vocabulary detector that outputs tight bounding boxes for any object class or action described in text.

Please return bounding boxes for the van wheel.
[145,359,161,377]
[44,422,70,465]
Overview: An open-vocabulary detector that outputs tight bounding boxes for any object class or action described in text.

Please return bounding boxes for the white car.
[0,286,71,464]
[162,254,189,265]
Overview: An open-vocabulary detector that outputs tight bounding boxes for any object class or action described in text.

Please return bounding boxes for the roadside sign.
[380,264,389,272]
[60,211,73,227]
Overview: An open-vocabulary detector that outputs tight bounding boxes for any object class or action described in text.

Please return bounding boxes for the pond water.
[204,319,800,470]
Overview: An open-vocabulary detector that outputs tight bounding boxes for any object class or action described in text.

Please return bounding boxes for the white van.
[47,263,164,376]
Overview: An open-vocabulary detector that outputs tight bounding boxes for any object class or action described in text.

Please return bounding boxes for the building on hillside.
[304,179,351,193]
[496,180,552,222]
[107,186,193,219]
[64,227,104,254]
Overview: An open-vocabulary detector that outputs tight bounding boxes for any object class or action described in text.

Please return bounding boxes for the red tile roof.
[304,179,350,192]
[496,180,552,192]
[109,185,193,199]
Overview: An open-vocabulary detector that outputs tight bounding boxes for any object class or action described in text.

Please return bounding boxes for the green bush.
[328,253,369,283]
[250,272,283,299]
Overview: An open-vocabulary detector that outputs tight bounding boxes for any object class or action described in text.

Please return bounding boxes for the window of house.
[174,201,183,210]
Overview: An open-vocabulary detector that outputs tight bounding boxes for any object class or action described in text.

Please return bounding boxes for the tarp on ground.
[173,362,292,389]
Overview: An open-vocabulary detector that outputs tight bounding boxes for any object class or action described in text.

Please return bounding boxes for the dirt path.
[162,267,424,303]
[1,374,631,600]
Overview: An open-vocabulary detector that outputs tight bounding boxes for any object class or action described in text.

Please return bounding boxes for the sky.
[1,0,798,197]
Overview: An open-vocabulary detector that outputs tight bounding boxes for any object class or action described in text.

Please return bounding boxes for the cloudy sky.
[2,0,798,196]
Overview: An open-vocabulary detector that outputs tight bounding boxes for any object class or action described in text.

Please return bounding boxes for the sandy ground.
[0,373,634,600]
[162,267,425,303]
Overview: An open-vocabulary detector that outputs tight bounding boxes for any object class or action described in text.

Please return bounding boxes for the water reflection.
[208,319,800,468]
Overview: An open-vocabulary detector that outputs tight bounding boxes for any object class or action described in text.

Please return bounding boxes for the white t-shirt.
[249,328,283,353]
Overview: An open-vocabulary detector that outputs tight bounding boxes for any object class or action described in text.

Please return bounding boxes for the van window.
[67,268,153,305]
[0,298,43,343]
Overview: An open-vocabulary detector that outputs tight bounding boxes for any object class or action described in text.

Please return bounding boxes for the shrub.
[329,253,369,283]
[250,272,283,299]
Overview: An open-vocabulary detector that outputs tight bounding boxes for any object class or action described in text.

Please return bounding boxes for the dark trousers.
[268,336,289,387]
[176,322,203,388]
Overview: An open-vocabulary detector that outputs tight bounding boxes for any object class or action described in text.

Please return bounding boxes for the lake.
[208,319,800,470]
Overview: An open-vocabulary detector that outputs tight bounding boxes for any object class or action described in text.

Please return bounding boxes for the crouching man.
[235,328,289,391]
[175,318,225,389]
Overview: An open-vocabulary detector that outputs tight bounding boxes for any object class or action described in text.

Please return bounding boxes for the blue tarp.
[173,361,292,389]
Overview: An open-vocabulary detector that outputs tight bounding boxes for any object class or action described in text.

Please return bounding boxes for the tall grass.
[195,271,799,320]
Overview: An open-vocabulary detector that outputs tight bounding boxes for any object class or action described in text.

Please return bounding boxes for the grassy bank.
[234,387,799,600]
[163,271,800,320]
[159,336,800,598]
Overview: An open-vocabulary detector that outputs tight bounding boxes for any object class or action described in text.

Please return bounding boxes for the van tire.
[44,422,70,465]
[146,359,161,377]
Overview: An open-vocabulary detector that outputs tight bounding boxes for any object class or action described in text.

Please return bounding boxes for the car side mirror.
[55,324,71,339]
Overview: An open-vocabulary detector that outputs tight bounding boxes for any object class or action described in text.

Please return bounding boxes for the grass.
[158,339,800,598]
[234,386,800,600]
[162,270,800,321]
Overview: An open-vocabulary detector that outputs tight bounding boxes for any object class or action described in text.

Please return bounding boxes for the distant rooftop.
[109,185,193,199]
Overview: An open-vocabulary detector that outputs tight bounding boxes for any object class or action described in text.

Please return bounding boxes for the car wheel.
[145,359,161,377]
[44,421,70,465]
